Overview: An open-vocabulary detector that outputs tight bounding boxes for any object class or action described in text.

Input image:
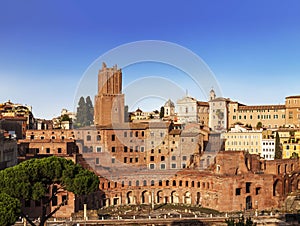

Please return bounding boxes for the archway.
[157,190,163,204]
[273,179,282,196]
[127,191,134,204]
[184,191,191,204]
[246,196,252,210]
[141,190,150,204]
[196,192,201,205]
[171,191,179,204]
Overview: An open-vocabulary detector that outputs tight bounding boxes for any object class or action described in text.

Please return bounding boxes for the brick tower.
[94,63,124,126]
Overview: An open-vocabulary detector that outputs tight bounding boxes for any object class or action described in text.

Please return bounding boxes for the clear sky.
[1,0,300,119]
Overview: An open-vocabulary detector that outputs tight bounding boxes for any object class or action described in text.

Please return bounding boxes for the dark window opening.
[246,182,251,193]
[62,195,68,205]
[256,187,261,195]
[236,188,241,196]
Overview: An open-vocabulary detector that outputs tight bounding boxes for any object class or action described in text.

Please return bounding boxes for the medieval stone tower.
[94,63,124,126]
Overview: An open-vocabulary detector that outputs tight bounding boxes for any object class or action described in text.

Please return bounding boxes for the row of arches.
[277,163,295,175]
[102,190,203,207]
[273,174,300,196]
[100,179,213,190]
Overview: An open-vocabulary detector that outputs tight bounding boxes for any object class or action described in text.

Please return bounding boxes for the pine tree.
[275,132,282,159]
[159,106,164,118]
[85,96,94,125]
[75,96,94,128]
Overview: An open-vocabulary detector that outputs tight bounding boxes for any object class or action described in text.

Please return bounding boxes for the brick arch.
[156,190,164,204]
[183,191,192,204]
[171,190,179,204]
[141,190,150,204]
[126,191,134,204]
[273,179,283,196]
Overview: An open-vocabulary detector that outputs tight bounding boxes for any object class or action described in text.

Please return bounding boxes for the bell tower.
[94,63,124,126]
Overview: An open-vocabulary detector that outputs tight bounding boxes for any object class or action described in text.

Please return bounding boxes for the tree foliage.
[275,132,282,159]
[0,156,99,226]
[75,96,94,127]
[0,193,21,226]
[159,106,164,118]
[256,122,262,129]
[124,105,129,122]
[291,152,298,159]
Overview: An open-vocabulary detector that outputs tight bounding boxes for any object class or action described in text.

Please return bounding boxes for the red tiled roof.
[238,105,285,110]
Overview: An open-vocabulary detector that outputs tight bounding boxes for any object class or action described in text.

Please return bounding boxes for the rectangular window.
[140,146,144,152]
[62,195,68,205]
[124,131,127,137]
[149,164,155,169]
[171,156,176,161]
[246,182,251,193]
[124,146,128,152]
[112,134,115,141]
[289,112,293,119]
[46,148,50,154]
[182,156,187,161]
[97,147,102,152]
[150,156,154,161]
[124,157,127,163]
[160,164,166,169]
[95,158,99,164]
[112,158,115,164]
[235,188,241,196]
[58,148,62,153]
[52,196,58,206]
[171,163,176,169]
[111,147,115,152]
[255,187,261,195]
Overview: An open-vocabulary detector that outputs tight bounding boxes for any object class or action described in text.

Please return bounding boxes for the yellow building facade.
[222,127,262,155]
[285,95,300,127]
[228,103,286,129]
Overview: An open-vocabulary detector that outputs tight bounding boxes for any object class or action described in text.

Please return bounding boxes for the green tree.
[291,152,298,159]
[159,106,164,118]
[75,96,94,128]
[0,193,21,226]
[256,122,262,129]
[124,105,129,122]
[85,96,94,125]
[61,114,71,122]
[0,156,99,226]
[275,132,282,159]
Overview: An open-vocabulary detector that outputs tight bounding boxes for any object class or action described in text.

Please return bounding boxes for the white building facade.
[261,139,275,160]
[176,96,198,124]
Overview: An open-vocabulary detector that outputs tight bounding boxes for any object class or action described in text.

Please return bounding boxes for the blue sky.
[1,0,300,118]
